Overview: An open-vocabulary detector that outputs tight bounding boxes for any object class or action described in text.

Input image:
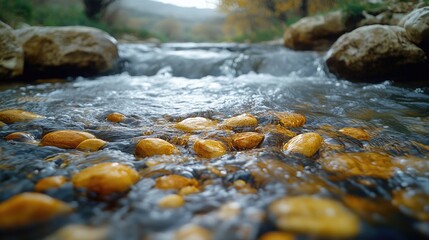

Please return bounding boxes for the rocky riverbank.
[284,2,429,83]
[0,22,119,80]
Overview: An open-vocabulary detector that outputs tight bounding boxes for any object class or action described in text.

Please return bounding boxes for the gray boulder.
[325,25,427,81]
[0,21,24,79]
[400,7,429,49]
[15,26,119,78]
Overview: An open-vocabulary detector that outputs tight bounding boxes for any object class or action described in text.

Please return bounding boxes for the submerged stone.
[0,192,72,229]
[194,139,226,158]
[4,132,37,143]
[35,176,67,192]
[339,127,371,141]
[175,224,212,240]
[222,113,258,128]
[46,224,108,240]
[179,186,200,195]
[232,132,264,150]
[41,130,96,149]
[0,109,44,124]
[76,139,107,152]
[269,196,359,238]
[155,175,199,190]
[106,112,125,123]
[283,132,323,157]
[176,117,217,132]
[0,121,5,127]
[318,152,395,179]
[259,231,295,240]
[72,162,139,196]
[158,194,185,208]
[392,188,429,221]
[273,112,306,128]
[135,138,178,157]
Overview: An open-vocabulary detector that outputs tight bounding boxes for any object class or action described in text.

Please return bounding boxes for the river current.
[0,43,428,239]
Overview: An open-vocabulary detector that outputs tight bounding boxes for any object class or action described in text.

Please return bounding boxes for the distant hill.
[119,0,224,22]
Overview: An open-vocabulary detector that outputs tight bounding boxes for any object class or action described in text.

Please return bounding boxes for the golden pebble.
[318,152,394,179]
[218,202,241,220]
[46,224,108,240]
[339,127,371,141]
[0,109,44,124]
[258,232,295,240]
[4,132,36,143]
[0,192,72,229]
[392,189,429,221]
[176,117,217,132]
[106,112,126,123]
[257,124,297,138]
[72,162,139,196]
[158,194,185,208]
[232,132,264,150]
[41,130,96,149]
[35,176,67,192]
[0,121,5,127]
[194,139,226,158]
[269,196,359,238]
[273,112,306,128]
[76,139,107,152]
[155,175,199,190]
[135,138,178,157]
[175,224,213,240]
[179,186,200,195]
[283,132,323,157]
[222,113,258,128]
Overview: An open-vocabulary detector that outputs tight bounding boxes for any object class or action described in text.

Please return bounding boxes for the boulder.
[325,25,427,81]
[284,11,348,51]
[0,21,24,79]
[400,7,429,50]
[14,26,119,78]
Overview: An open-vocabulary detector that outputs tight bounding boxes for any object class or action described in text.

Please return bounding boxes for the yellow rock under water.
[41,130,96,149]
[106,112,126,123]
[46,224,108,240]
[0,121,6,127]
[232,132,264,150]
[339,127,371,141]
[176,117,217,132]
[257,124,297,138]
[269,196,359,238]
[155,175,199,190]
[318,152,395,179]
[35,176,68,192]
[179,186,200,195]
[4,132,36,143]
[135,138,178,157]
[72,162,139,196]
[222,113,258,128]
[158,194,185,208]
[0,109,44,124]
[76,139,107,152]
[392,188,429,221]
[273,112,306,128]
[283,132,323,157]
[175,224,213,240]
[258,231,295,240]
[0,192,72,229]
[194,139,227,158]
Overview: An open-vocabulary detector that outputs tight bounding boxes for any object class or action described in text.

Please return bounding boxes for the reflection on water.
[0,43,428,240]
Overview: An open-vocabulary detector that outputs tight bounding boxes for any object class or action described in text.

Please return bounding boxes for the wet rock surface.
[0,43,428,240]
[0,21,23,79]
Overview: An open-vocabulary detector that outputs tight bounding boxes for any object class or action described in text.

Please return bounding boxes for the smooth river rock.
[0,109,44,124]
[72,162,139,196]
[283,132,323,157]
[325,25,427,81]
[0,21,24,79]
[400,7,429,50]
[35,176,68,192]
[284,11,348,51]
[0,193,72,229]
[135,138,178,157]
[14,26,119,78]
[41,130,96,149]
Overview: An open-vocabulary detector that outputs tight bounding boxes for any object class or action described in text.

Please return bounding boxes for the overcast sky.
[154,0,217,9]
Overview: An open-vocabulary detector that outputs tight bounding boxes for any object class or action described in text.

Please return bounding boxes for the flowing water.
[0,43,429,240]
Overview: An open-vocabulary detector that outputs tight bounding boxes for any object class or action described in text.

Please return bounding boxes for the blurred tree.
[155,18,182,41]
[83,0,116,19]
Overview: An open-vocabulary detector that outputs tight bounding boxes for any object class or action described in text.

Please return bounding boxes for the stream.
[0,43,429,240]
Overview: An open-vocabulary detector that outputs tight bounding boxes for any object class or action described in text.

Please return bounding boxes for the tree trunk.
[300,0,308,17]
